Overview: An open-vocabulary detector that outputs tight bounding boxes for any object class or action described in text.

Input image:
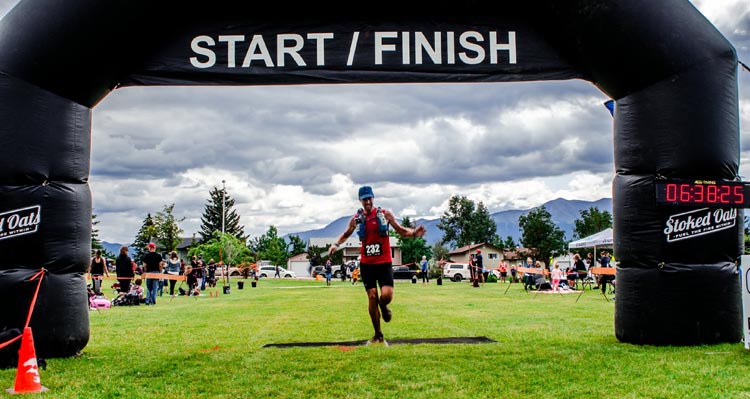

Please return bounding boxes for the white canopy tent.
[561,228,614,270]
[568,228,614,249]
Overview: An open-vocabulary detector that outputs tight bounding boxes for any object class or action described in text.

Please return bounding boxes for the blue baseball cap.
[358,186,374,200]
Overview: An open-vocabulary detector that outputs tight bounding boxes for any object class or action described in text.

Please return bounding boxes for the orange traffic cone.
[6,327,48,394]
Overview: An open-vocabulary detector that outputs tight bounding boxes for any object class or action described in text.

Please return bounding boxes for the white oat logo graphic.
[663,207,736,243]
[0,205,41,241]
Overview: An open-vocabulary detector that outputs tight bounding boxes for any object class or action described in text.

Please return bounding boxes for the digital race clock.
[655,179,750,208]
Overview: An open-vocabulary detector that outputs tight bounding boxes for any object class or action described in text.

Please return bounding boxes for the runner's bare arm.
[328,216,357,256]
[384,209,426,238]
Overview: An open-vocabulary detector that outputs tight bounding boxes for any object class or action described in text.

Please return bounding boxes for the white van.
[442,263,471,282]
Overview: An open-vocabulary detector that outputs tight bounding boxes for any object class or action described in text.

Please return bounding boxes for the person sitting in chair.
[128,278,144,304]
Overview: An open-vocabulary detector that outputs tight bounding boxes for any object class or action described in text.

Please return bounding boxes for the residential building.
[448,243,504,269]
[307,236,403,265]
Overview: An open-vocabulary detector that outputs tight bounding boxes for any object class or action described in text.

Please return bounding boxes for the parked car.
[311,262,355,278]
[258,265,296,278]
[392,265,418,280]
[334,261,358,279]
[311,266,325,278]
[215,266,241,277]
[442,263,471,282]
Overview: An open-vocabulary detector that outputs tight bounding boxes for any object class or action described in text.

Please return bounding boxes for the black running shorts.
[360,262,394,290]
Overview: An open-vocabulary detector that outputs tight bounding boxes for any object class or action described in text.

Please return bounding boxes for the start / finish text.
[189,31,517,69]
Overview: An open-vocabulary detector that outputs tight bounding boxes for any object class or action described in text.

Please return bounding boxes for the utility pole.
[221,180,226,235]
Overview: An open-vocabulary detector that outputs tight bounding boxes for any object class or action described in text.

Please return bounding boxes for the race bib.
[365,243,382,257]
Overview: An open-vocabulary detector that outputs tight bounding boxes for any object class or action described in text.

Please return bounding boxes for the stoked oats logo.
[0,205,41,241]
[663,207,736,242]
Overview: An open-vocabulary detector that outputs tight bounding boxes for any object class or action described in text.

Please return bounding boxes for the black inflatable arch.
[0,0,741,360]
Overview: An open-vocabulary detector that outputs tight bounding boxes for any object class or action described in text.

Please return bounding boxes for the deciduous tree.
[518,206,566,267]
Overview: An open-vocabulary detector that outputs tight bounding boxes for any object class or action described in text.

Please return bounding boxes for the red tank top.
[359,208,391,264]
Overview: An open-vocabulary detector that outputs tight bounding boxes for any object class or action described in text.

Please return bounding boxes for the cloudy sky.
[1,1,748,245]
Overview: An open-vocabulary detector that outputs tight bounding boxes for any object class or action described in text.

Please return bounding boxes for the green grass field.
[3,278,750,398]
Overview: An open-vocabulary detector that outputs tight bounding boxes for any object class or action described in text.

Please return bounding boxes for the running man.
[328,186,426,345]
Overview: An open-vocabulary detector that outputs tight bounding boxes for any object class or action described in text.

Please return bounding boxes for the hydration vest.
[356,207,389,239]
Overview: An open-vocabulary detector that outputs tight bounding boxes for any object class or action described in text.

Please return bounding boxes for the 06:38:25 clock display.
[655,180,750,207]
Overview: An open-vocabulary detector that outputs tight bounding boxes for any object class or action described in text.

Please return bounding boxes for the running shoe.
[380,302,392,323]
[367,333,388,346]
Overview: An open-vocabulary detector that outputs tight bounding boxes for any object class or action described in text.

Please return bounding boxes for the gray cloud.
[0,0,746,243]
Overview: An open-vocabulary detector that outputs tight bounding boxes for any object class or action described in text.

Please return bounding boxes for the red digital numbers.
[734,185,745,204]
[707,184,717,203]
[659,181,748,206]
[664,183,745,205]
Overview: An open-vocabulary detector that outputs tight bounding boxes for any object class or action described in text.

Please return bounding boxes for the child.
[551,262,563,292]
[351,267,360,285]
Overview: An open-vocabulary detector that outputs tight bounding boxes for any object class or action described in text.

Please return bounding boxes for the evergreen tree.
[198,186,245,243]
[518,205,567,268]
[132,213,156,261]
[91,212,116,258]
[91,212,104,254]
[501,236,516,250]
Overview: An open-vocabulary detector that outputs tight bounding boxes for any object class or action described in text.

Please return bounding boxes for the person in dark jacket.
[115,246,135,295]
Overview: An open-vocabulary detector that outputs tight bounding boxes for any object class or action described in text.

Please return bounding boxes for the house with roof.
[175,236,199,261]
[307,236,403,265]
[448,243,504,269]
[501,247,537,267]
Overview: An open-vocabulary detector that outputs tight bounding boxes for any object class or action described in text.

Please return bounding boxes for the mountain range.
[287,197,613,246]
[102,197,612,254]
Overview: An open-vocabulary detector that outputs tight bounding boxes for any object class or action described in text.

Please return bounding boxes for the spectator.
[115,246,135,295]
[207,259,217,287]
[89,249,109,295]
[352,267,360,286]
[141,243,163,305]
[420,255,429,284]
[165,251,181,296]
[499,261,508,283]
[596,250,615,294]
[324,259,333,286]
[522,257,535,288]
[199,257,207,290]
[551,262,563,292]
[476,249,486,285]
